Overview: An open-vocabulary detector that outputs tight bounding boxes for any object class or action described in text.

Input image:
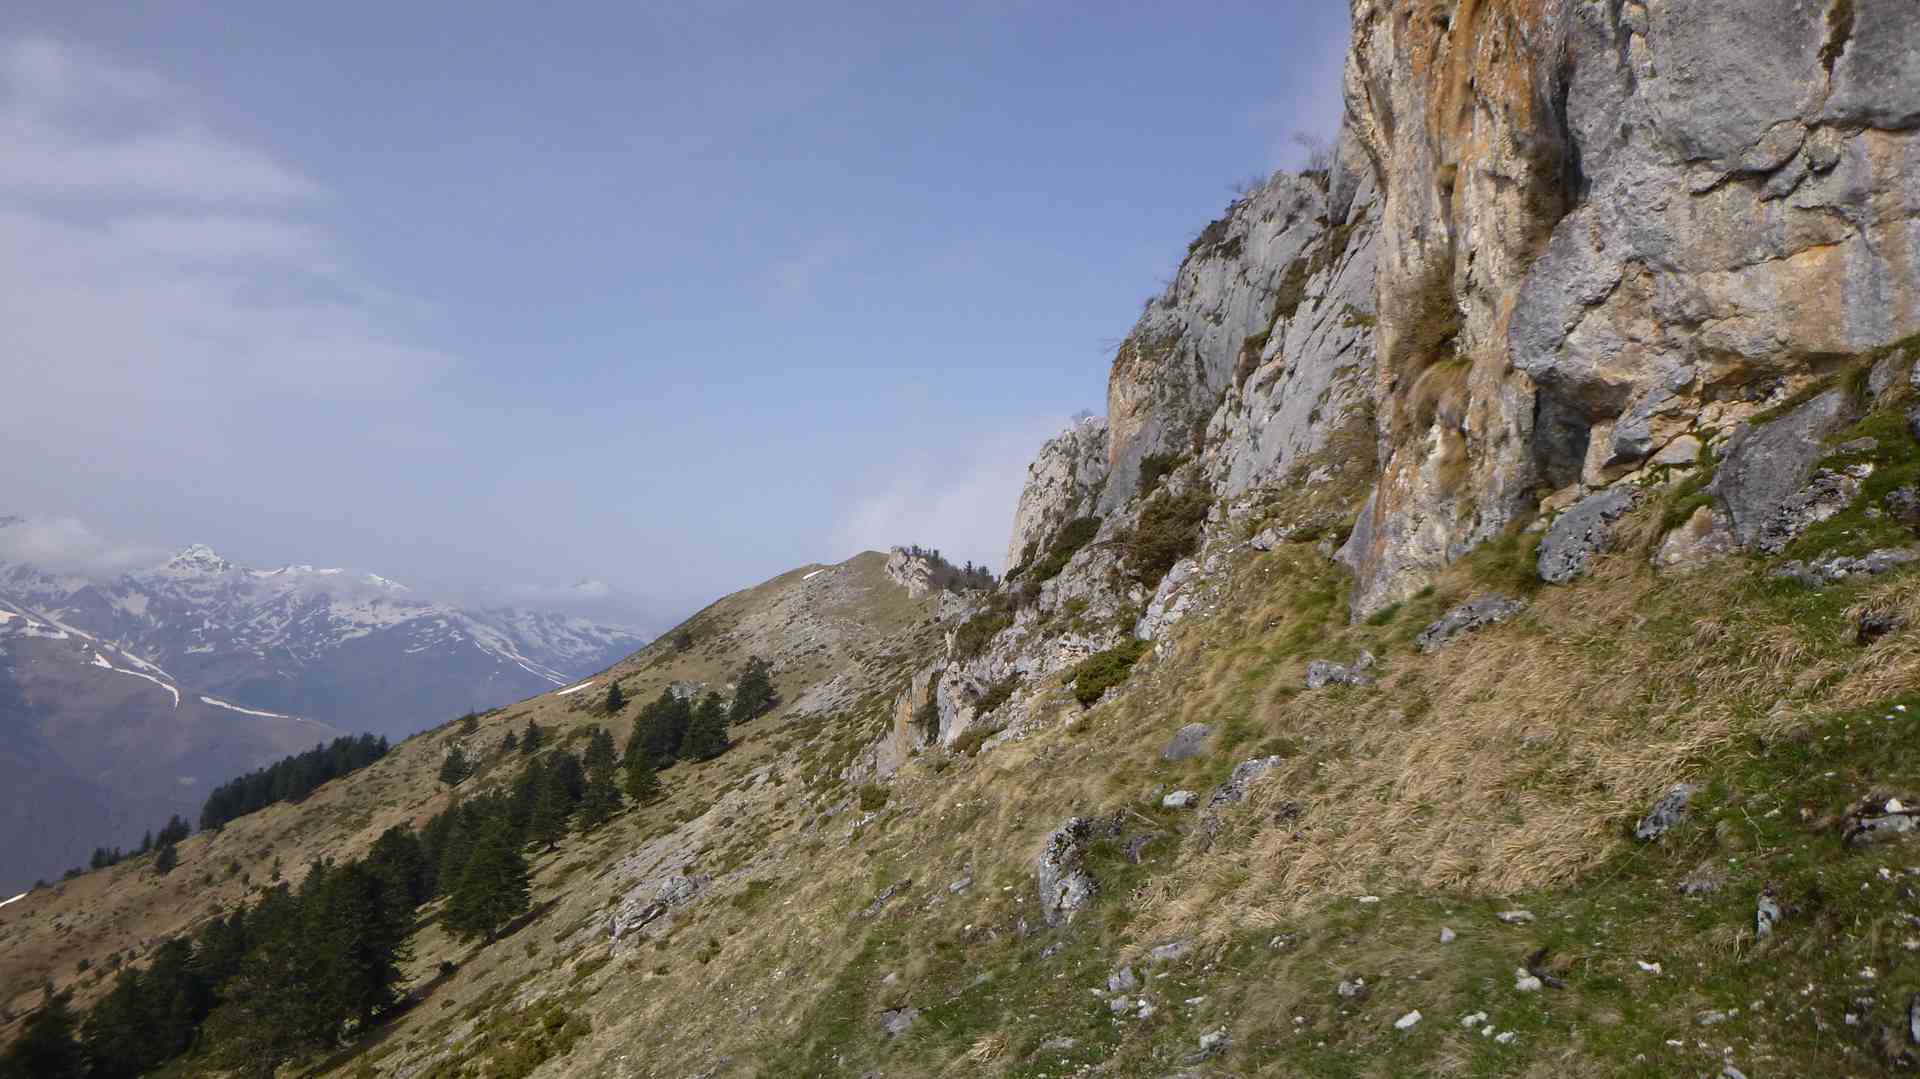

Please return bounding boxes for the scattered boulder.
[1208,756,1285,808]
[1250,526,1285,551]
[1438,927,1456,944]
[1634,783,1699,842]
[1858,608,1907,646]
[1756,889,1782,940]
[1035,818,1097,927]
[878,1007,919,1037]
[1162,790,1198,810]
[1161,723,1214,761]
[1677,859,1727,896]
[1753,466,1868,554]
[1306,651,1376,689]
[1713,388,1860,550]
[1539,488,1640,583]
[609,873,711,940]
[1108,966,1139,993]
[1337,978,1369,1001]
[1909,993,1919,1047]
[1414,595,1525,653]
[859,879,912,919]
[1844,804,1919,849]
[1197,1028,1229,1056]
[1496,910,1536,925]
[1652,504,1735,572]
[1773,546,1920,587]
[1394,1010,1422,1030]
[1149,939,1194,964]
[1886,486,1920,527]
[1513,969,1543,993]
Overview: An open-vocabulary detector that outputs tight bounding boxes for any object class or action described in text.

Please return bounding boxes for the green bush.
[974,674,1022,715]
[1029,516,1102,583]
[858,784,890,812]
[1065,639,1151,706]
[953,596,1014,660]
[1120,488,1211,589]
[1137,454,1183,495]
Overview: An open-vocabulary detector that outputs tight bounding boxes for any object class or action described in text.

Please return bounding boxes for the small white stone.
[1514,969,1543,993]
[1460,1011,1488,1028]
[1495,1031,1517,1045]
[1394,1010,1422,1030]
[1637,960,1663,974]
[1356,895,1381,904]
[1439,927,1456,943]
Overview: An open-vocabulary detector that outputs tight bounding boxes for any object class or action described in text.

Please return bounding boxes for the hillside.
[0,533,644,889]
[5,2,1920,1076]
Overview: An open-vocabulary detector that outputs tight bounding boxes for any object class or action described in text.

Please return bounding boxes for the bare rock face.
[1712,389,1862,550]
[1005,417,1110,573]
[1340,0,1920,616]
[1104,165,1380,513]
[1538,488,1641,584]
[1035,818,1097,927]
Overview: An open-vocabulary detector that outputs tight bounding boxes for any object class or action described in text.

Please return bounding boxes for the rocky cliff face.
[1339,0,1920,613]
[1002,0,1919,630]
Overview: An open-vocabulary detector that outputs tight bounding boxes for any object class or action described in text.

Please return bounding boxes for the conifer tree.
[683,691,731,761]
[527,761,573,851]
[438,746,472,787]
[153,840,179,876]
[520,719,544,755]
[444,819,529,942]
[623,742,660,804]
[0,988,84,1079]
[575,773,621,833]
[583,725,618,780]
[603,680,626,715]
[458,711,479,734]
[728,656,779,725]
[501,729,519,754]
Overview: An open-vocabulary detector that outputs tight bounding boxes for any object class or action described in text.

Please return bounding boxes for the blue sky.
[0,1,1350,625]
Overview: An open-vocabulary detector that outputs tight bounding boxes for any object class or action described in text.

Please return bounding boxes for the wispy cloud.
[833,416,1077,573]
[0,515,165,577]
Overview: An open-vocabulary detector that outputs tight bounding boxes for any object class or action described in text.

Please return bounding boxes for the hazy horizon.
[0,2,1351,628]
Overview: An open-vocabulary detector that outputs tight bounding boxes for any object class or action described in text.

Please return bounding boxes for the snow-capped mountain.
[0,530,648,891]
[0,535,648,741]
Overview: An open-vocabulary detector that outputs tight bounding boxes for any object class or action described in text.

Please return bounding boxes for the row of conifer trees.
[2,661,782,1078]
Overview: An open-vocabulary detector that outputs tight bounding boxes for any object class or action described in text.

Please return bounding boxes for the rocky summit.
[4,3,1920,1077]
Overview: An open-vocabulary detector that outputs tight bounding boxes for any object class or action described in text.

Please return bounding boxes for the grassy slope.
[6,395,1920,1078]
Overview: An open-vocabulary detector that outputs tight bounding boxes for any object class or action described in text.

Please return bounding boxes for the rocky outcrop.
[1414,595,1525,653]
[1006,417,1110,572]
[1339,0,1920,615]
[1305,652,1375,689]
[1035,818,1097,927]
[884,547,985,599]
[1712,390,1862,550]
[1538,488,1641,584]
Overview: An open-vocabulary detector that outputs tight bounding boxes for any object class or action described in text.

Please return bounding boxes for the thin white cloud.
[0,37,322,205]
[833,416,1077,573]
[0,516,165,577]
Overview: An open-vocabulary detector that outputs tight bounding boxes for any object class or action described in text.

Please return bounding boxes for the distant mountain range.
[0,522,647,890]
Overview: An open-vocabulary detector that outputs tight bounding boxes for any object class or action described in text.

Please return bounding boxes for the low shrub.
[1064,639,1152,706]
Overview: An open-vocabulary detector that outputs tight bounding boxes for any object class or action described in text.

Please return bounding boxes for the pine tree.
[501,729,519,754]
[728,656,779,725]
[153,840,179,876]
[438,746,472,787]
[575,774,621,833]
[458,711,479,734]
[0,988,85,1079]
[520,719,544,755]
[603,680,626,715]
[527,760,573,851]
[683,692,731,761]
[583,726,617,781]
[623,743,660,804]
[636,690,691,764]
[444,819,529,942]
